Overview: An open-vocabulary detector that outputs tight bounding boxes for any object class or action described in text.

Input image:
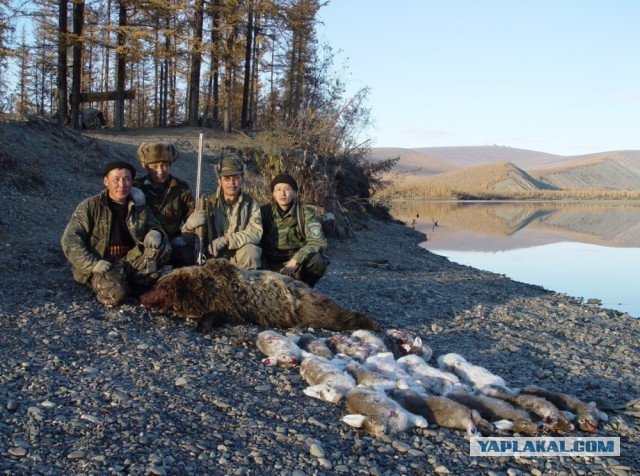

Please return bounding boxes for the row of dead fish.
[255,328,608,437]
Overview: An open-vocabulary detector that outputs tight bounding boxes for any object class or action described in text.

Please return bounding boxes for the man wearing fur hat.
[61,161,171,306]
[260,173,329,287]
[183,154,262,269]
[135,142,196,267]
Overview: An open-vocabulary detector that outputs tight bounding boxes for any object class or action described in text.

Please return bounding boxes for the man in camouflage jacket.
[61,161,171,306]
[260,173,329,287]
[183,155,262,269]
[134,142,195,267]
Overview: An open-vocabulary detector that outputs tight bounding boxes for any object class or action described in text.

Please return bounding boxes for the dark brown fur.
[140,258,378,331]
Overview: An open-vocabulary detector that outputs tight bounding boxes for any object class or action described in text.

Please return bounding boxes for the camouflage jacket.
[60,189,167,284]
[134,175,194,239]
[260,201,326,264]
[203,190,262,254]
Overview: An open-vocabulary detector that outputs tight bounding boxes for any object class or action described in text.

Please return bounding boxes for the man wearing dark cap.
[61,160,171,306]
[183,153,262,269]
[134,142,196,267]
[260,173,329,287]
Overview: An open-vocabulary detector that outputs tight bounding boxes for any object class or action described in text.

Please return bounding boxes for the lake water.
[390,200,640,317]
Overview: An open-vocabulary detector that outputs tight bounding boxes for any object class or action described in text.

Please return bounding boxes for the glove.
[185,210,207,231]
[130,187,146,207]
[208,236,227,257]
[93,260,112,274]
[171,235,187,248]
[143,230,163,249]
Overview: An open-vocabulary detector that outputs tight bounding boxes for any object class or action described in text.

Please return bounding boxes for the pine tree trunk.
[57,0,68,125]
[187,0,204,126]
[240,4,253,130]
[70,0,84,129]
[114,1,126,130]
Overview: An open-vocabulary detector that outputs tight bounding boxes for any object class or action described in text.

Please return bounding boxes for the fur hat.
[136,142,179,166]
[102,160,136,179]
[270,173,298,192]
[217,155,245,177]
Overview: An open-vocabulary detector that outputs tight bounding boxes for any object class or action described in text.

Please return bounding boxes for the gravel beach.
[1,117,639,475]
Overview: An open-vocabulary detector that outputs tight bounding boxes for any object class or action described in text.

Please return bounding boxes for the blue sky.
[317,1,640,156]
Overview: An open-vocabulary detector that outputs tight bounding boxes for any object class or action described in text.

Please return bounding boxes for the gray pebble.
[8,447,27,457]
[310,443,325,458]
[147,466,167,476]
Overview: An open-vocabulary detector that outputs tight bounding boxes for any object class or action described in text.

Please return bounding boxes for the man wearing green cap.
[183,154,262,269]
[61,160,171,306]
[260,173,329,287]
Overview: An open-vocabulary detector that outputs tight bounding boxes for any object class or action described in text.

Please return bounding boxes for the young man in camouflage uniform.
[260,173,329,287]
[61,161,171,306]
[135,142,196,267]
[183,154,262,269]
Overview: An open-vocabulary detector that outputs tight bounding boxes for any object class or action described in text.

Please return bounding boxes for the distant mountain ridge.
[370,145,640,196]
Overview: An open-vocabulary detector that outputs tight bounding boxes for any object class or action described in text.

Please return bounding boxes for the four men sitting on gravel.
[61,143,329,306]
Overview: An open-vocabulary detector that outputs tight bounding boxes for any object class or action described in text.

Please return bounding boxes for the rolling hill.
[370,145,640,197]
[371,147,456,175]
[532,155,640,190]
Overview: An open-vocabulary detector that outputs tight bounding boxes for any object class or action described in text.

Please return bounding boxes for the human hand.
[281,259,298,276]
[185,210,207,231]
[130,187,146,207]
[208,236,228,257]
[93,260,112,274]
[143,230,163,249]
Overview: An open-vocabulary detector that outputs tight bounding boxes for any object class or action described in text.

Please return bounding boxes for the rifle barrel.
[194,133,206,266]
[195,133,204,200]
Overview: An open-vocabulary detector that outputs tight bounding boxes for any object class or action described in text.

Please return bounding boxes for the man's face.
[146,161,170,185]
[104,168,133,202]
[218,174,243,202]
[273,183,296,209]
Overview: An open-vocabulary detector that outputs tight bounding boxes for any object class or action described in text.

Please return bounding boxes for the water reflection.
[391,200,640,317]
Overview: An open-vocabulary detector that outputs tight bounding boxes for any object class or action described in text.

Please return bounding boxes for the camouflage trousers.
[89,247,171,307]
[263,252,329,288]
